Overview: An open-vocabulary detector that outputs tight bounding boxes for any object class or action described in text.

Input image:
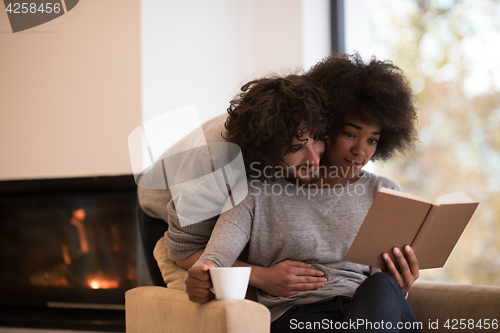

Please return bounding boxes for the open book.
[344,188,479,270]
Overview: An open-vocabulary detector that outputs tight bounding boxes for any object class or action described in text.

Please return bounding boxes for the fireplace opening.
[0,175,146,331]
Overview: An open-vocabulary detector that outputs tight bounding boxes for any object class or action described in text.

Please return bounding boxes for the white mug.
[209,267,251,300]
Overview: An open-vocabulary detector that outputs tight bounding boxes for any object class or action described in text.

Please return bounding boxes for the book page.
[435,192,475,205]
[379,187,431,203]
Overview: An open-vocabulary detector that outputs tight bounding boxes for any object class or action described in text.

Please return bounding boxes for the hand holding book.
[382,245,420,294]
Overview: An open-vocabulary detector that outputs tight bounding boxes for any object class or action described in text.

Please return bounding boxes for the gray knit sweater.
[137,114,228,260]
[195,172,401,322]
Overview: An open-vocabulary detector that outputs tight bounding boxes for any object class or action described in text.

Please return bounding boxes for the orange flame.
[70,208,89,253]
[87,278,119,289]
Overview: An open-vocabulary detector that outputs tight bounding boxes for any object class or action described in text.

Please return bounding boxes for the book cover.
[344,188,479,270]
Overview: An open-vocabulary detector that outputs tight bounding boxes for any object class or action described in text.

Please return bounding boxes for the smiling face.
[281,123,325,186]
[324,118,381,181]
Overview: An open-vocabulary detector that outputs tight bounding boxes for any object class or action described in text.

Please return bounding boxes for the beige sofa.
[125,238,500,333]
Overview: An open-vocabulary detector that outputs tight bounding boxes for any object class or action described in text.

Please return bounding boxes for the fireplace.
[0,175,145,331]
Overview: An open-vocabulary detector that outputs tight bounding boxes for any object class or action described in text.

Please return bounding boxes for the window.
[345,0,500,285]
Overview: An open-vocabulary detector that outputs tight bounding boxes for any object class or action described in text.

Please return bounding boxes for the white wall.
[141,0,257,125]
[344,0,372,58]
[141,0,331,125]
[0,0,141,180]
[344,0,391,61]
[301,0,331,71]
[0,0,330,180]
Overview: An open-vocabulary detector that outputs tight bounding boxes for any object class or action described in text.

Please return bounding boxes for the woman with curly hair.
[307,52,418,164]
[265,53,423,332]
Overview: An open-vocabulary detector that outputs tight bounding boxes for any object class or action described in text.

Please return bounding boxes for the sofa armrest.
[125,286,271,333]
[407,281,500,332]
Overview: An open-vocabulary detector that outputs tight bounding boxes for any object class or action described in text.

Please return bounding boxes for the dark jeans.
[271,273,420,333]
[137,205,168,287]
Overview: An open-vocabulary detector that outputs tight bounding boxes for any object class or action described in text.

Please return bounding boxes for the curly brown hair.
[306,53,419,161]
[224,74,333,180]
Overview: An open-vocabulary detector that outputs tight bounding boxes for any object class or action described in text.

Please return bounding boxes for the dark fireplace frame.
[0,174,144,332]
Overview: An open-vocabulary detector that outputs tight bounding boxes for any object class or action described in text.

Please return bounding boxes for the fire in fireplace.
[0,175,144,331]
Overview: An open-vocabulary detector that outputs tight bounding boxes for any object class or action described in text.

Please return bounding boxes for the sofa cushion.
[408,280,500,333]
[126,286,270,333]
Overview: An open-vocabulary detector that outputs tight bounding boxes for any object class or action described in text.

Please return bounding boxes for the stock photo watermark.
[128,106,381,227]
[3,0,79,33]
[128,106,248,227]
[247,162,378,199]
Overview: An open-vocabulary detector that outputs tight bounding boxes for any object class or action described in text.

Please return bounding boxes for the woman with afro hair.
[273,53,421,332]
[307,52,418,163]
